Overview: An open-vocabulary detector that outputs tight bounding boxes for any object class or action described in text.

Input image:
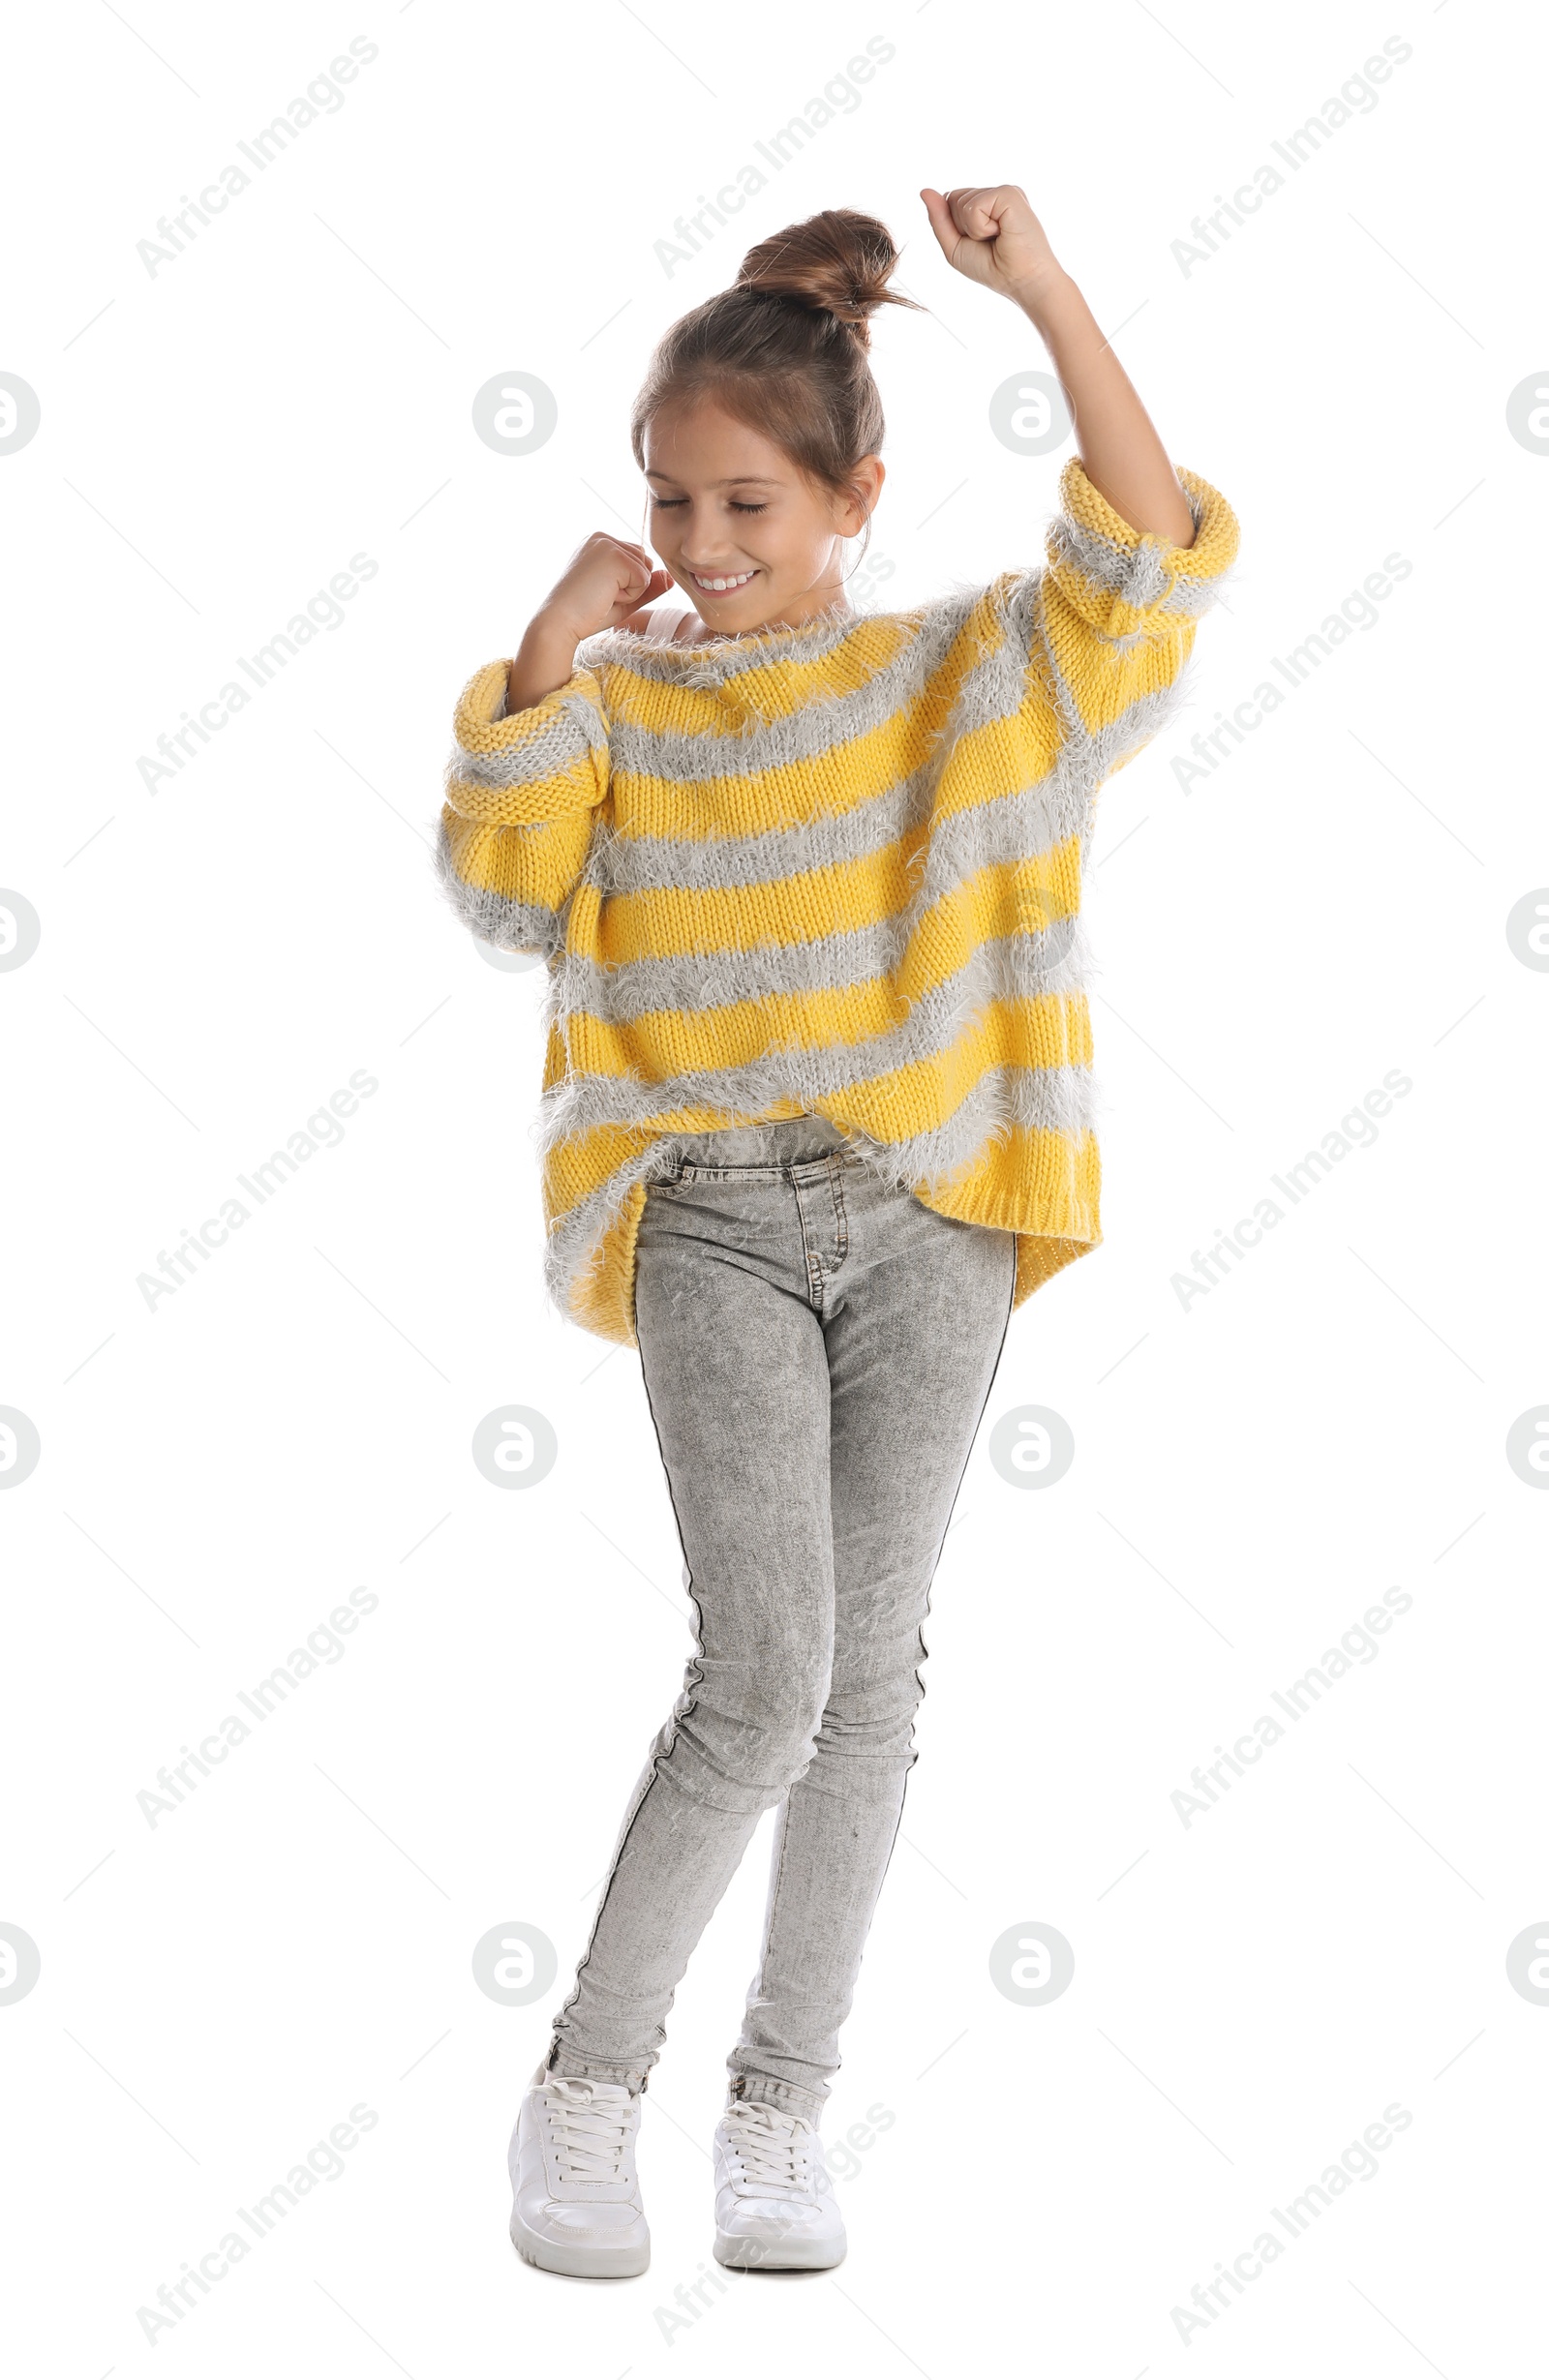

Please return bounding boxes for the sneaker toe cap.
[541,2199,642,2238]
[720,2194,838,2239]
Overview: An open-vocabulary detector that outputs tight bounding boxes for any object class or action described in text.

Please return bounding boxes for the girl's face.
[642,398,883,636]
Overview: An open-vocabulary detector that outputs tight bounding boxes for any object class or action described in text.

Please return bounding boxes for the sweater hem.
[560,1155,1101,1351]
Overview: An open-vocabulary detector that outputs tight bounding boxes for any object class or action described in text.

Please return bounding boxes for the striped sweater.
[437,458,1239,1345]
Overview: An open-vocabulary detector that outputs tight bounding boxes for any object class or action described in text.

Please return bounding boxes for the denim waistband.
[665,1112,856,1169]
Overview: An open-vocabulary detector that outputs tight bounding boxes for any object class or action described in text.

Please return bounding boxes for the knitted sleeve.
[1012,459,1239,780]
[435,658,611,963]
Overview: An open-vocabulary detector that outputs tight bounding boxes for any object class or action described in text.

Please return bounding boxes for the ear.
[837,455,885,536]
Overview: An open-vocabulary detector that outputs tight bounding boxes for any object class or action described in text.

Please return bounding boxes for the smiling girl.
[438,188,1238,2278]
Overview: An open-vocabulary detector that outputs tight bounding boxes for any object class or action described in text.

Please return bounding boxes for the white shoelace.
[721,2101,818,2195]
[541,2077,635,2184]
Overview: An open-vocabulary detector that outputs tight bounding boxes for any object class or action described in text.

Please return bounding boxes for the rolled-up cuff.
[1051,457,1240,623]
[547,2040,653,2094]
[727,2068,830,2124]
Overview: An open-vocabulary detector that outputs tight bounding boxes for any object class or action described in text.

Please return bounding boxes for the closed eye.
[651,497,768,514]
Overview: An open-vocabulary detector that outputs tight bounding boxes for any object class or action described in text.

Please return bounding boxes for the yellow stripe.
[602,611,928,733]
[440,806,591,912]
[928,691,1066,823]
[442,731,604,829]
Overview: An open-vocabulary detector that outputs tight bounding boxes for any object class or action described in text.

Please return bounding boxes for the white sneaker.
[712,2096,847,2270]
[508,2063,650,2277]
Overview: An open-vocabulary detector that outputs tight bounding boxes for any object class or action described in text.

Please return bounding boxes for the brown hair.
[629,208,924,538]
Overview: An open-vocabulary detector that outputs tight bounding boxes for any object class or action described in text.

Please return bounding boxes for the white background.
[4,1,1545,2372]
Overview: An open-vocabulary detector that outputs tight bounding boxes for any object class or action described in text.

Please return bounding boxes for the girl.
[438,188,1238,2278]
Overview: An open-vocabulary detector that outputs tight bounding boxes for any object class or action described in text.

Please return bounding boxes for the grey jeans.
[546,1114,1017,2122]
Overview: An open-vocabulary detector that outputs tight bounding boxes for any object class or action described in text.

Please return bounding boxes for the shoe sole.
[509,2202,650,2278]
[713,2226,846,2272]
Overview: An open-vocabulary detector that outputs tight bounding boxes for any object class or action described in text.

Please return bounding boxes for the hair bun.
[733,208,924,347]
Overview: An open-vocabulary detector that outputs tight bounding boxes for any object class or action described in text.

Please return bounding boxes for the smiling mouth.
[687,567,759,594]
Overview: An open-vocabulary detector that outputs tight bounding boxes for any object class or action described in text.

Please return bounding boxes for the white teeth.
[692,569,755,592]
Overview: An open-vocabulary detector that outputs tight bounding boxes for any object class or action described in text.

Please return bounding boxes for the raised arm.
[920,183,1196,547]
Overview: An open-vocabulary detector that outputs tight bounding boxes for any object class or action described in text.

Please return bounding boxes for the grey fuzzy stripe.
[1047,518,1174,616]
[598,768,931,897]
[447,683,609,795]
[920,769,1090,892]
[1156,577,1224,620]
[432,820,565,961]
[543,1054,1099,1317]
[605,589,981,777]
[537,918,1104,1160]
